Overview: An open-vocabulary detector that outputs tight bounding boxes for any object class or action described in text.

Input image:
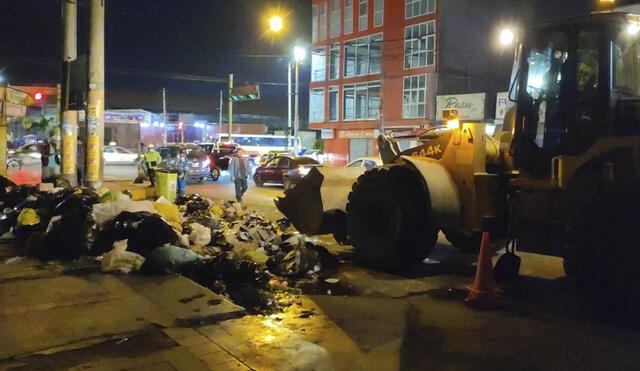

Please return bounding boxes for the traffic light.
[34,92,43,101]
[230,85,260,101]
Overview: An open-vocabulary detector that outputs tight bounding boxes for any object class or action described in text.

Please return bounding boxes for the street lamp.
[269,16,283,33]
[292,46,306,154]
[499,28,515,46]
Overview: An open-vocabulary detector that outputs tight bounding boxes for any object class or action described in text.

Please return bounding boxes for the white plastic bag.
[189,223,211,247]
[101,240,145,274]
[93,195,156,227]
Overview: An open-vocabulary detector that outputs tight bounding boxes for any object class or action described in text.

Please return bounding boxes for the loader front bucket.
[274,166,366,236]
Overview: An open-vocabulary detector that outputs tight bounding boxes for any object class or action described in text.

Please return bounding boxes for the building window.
[330,0,341,38]
[358,0,368,31]
[344,0,353,35]
[405,0,435,19]
[312,47,327,82]
[344,81,381,121]
[320,1,328,40]
[374,0,383,27]
[344,34,382,78]
[329,86,339,121]
[312,5,318,42]
[310,88,325,123]
[329,44,340,80]
[403,75,426,118]
[404,21,435,69]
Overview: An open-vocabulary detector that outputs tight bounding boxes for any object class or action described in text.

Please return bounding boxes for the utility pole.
[162,88,167,144]
[294,61,300,153]
[85,0,105,189]
[287,62,292,151]
[228,73,233,143]
[0,83,7,178]
[218,90,223,141]
[60,0,78,186]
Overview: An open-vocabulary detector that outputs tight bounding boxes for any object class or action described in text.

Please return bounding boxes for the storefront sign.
[384,128,422,138]
[3,102,26,117]
[105,111,145,124]
[338,129,377,139]
[495,92,515,121]
[320,129,334,139]
[436,93,486,121]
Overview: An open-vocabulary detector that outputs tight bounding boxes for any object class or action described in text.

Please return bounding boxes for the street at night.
[2,0,640,370]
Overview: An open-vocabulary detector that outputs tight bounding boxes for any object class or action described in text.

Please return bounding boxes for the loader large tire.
[346,166,438,271]
[563,179,640,314]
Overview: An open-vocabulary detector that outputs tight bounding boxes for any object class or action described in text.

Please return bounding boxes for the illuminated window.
[403,75,426,119]
[358,0,368,31]
[320,2,328,40]
[310,88,325,123]
[312,5,318,42]
[406,0,435,19]
[330,0,341,38]
[344,0,353,34]
[330,44,340,80]
[374,0,383,27]
[329,86,339,121]
[344,34,382,77]
[404,21,435,68]
[312,47,327,82]
[344,81,381,121]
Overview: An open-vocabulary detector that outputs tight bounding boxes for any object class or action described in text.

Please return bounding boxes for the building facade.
[309,0,438,166]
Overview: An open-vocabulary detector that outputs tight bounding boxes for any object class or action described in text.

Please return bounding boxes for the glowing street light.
[269,16,284,32]
[499,28,515,46]
[293,46,306,62]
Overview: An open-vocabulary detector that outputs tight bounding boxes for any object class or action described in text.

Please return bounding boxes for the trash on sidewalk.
[5,256,24,264]
[101,240,145,274]
[189,223,211,247]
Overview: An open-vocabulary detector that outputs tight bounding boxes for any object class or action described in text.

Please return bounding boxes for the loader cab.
[510,13,640,175]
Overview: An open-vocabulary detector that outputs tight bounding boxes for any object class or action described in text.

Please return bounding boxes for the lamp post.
[293,46,306,154]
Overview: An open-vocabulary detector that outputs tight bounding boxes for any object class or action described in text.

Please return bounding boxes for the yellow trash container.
[155,170,178,202]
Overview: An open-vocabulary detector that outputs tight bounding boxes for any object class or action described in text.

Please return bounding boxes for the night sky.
[1,0,311,118]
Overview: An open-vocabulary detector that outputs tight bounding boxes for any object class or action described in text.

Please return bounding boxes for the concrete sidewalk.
[0,244,248,370]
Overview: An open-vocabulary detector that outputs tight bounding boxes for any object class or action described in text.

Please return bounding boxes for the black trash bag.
[140,245,203,275]
[176,194,210,214]
[276,246,320,277]
[306,242,340,270]
[494,243,521,284]
[92,211,179,257]
[54,188,99,216]
[29,205,94,261]
[14,223,46,250]
[182,210,220,236]
[0,184,37,210]
[180,252,266,288]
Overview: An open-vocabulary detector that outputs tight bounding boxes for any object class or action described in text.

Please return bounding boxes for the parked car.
[345,156,383,170]
[103,146,140,165]
[198,142,238,181]
[8,144,42,165]
[156,143,210,183]
[253,156,320,190]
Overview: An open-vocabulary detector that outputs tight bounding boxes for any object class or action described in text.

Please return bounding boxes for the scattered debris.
[0,174,341,314]
[178,293,206,304]
[5,256,24,264]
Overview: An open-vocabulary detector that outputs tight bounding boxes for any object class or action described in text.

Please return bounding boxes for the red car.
[253,156,320,190]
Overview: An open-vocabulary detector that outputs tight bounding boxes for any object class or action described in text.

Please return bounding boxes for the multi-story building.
[309,0,438,166]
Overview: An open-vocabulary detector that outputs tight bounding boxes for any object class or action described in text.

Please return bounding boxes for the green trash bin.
[155,170,178,202]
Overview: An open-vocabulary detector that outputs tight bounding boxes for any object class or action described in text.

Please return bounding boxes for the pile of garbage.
[0,176,340,313]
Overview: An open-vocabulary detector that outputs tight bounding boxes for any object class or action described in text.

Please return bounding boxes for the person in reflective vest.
[144,144,161,187]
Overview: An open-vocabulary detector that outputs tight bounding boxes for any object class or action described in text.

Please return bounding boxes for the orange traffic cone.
[465,232,504,309]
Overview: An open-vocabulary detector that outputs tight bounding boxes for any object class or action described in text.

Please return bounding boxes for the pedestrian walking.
[40,137,59,182]
[228,149,251,201]
[176,151,189,196]
[76,139,85,186]
[144,144,162,187]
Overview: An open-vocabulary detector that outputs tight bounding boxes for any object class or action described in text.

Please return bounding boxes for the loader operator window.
[524,32,569,150]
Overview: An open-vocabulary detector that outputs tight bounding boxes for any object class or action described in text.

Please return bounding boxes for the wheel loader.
[276,11,640,305]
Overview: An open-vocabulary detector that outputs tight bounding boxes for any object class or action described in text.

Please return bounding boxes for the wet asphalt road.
[11,164,640,369]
